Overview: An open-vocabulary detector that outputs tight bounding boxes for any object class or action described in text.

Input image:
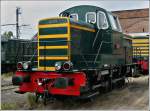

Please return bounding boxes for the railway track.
[1,85,18,91]
[2,83,13,87]
[1,83,18,91]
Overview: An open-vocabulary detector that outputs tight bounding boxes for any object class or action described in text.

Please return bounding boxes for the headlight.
[63,61,73,71]
[55,62,62,71]
[17,62,23,70]
[23,61,31,70]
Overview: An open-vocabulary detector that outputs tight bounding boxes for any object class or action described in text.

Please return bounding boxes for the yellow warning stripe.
[132,39,149,43]
[133,50,149,53]
[39,45,68,49]
[67,18,71,60]
[39,17,68,22]
[71,24,95,32]
[38,34,69,39]
[38,67,55,71]
[39,23,68,28]
[39,56,69,60]
[133,47,149,50]
[132,44,149,47]
[38,24,40,68]
[133,50,149,52]
[133,54,149,56]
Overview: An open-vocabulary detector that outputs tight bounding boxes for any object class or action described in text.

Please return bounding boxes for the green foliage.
[1,103,17,110]
[27,93,37,109]
[2,72,14,78]
[2,31,13,39]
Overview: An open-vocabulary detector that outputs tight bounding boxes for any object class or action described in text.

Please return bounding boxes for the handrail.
[92,29,101,48]
[94,41,111,64]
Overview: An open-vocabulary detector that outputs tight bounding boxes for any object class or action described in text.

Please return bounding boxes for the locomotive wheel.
[117,78,125,88]
[88,96,94,102]
[42,90,50,105]
[35,93,40,103]
[43,90,49,105]
[43,94,46,105]
[55,96,65,101]
[131,66,140,77]
[121,78,125,86]
[105,81,111,92]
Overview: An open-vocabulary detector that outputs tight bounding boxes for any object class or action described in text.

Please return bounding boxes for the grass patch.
[27,93,37,109]
[1,103,17,110]
[2,72,14,78]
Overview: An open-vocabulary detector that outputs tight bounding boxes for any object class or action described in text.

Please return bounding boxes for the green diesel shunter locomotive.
[13,5,136,103]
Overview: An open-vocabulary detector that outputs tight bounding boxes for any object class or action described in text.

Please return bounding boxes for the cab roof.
[59,5,108,21]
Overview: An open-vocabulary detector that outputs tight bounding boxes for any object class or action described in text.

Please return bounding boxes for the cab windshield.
[108,13,122,31]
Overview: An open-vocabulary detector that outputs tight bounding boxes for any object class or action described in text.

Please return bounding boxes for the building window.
[86,12,96,23]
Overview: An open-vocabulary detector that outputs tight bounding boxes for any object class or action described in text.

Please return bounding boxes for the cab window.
[86,12,96,23]
[97,11,108,29]
[108,13,122,31]
[70,13,78,21]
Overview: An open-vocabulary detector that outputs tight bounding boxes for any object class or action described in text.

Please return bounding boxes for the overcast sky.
[1,0,149,39]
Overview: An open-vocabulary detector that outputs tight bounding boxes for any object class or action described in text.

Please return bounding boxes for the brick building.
[112,8,149,33]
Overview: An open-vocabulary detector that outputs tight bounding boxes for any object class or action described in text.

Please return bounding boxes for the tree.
[2,31,13,39]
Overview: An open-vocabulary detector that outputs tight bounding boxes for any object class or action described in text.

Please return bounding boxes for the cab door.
[107,13,124,64]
